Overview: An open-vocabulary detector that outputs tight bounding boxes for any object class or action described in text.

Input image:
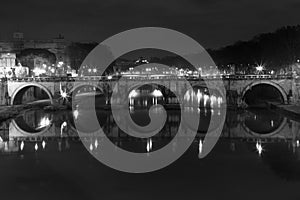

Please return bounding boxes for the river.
[1,90,300,199]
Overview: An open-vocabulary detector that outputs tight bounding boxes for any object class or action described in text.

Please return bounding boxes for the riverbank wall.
[266,102,300,122]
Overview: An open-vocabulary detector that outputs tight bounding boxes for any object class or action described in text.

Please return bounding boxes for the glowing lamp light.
[152,89,163,97]
[61,91,68,99]
[129,89,138,98]
[256,65,264,72]
[33,68,46,76]
[107,75,112,80]
[73,110,79,120]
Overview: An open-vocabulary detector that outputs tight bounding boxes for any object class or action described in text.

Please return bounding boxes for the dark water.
[0,104,300,199]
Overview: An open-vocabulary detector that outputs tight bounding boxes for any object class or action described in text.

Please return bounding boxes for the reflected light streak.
[20,141,24,151]
[73,110,79,120]
[35,143,38,151]
[60,122,67,136]
[203,94,209,107]
[38,117,51,129]
[210,95,216,108]
[197,90,202,103]
[198,139,203,156]
[95,139,99,149]
[147,138,153,152]
[89,143,93,151]
[217,97,222,107]
[256,141,264,156]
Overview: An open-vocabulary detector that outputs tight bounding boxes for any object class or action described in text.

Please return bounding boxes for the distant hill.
[67,25,300,72]
[209,25,300,70]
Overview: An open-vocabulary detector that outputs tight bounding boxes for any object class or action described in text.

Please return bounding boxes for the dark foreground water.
[0,106,300,200]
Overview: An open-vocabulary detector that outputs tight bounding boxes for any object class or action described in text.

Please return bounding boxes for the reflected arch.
[242,81,287,105]
[10,117,52,137]
[242,115,287,137]
[11,83,53,105]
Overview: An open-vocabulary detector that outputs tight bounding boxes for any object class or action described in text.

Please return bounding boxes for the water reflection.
[244,109,285,135]
[1,100,300,180]
[183,88,223,108]
[13,109,52,134]
[1,107,299,151]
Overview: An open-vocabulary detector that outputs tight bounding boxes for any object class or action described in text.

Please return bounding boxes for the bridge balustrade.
[5,74,293,82]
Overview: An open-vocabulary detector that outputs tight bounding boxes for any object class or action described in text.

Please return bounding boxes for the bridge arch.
[70,84,104,96]
[127,83,169,95]
[241,81,287,104]
[11,83,54,105]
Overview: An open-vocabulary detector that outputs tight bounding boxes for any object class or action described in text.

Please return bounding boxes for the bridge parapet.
[3,74,293,82]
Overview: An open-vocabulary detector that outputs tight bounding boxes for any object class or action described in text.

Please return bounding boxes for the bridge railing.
[5,74,293,82]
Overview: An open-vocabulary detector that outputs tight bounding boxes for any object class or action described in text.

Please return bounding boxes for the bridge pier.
[0,79,9,105]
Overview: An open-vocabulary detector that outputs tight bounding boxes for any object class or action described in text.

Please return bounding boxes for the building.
[0,32,70,68]
[0,53,29,78]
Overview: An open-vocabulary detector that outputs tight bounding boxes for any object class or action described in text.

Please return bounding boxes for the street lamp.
[256,65,264,74]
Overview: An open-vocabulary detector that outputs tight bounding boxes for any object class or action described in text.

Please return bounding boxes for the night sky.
[1,0,299,49]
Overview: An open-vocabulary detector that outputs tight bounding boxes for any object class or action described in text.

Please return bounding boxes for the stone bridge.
[4,74,299,106]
